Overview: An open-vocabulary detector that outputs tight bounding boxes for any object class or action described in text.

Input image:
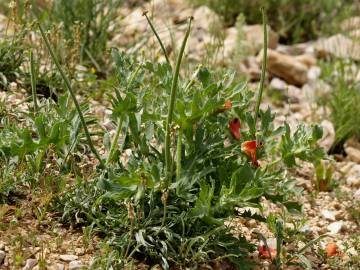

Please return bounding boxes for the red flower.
[326,242,338,257]
[241,140,259,167]
[223,100,232,111]
[258,245,277,258]
[229,118,241,140]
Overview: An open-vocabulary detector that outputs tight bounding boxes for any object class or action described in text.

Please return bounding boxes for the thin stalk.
[254,8,268,123]
[161,17,192,228]
[176,128,182,181]
[143,11,171,66]
[29,50,38,113]
[38,23,105,169]
[164,17,192,187]
[106,115,124,164]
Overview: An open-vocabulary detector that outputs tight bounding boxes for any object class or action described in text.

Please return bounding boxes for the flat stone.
[69,260,84,270]
[59,254,78,262]
[258,49,309,86]
[327,221,344,235]
[22,258,38,270]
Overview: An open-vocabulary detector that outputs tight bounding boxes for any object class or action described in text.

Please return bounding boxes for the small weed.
[0,31,27,90]
[314,160,335,191]
[319,59,360,150]
[43,0,122,66]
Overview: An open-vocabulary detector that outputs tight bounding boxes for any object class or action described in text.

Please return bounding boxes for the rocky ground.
[1,0,360,269]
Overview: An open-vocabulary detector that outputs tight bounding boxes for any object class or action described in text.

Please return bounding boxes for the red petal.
[241,140,259,167]
[229,118,241,140]
[241,140,257,150]
[326,242,338,257]
[258,245,277,258]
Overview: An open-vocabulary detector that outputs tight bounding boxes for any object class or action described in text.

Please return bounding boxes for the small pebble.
[69,260,83,270]
[347,247,359,256]
[327,221,344,235]
[75,247,85,256]
[23,258,38,270]
[321,209,336,221]
[330,202,341,210]
[246,219,257,228]
[9,82,17,91]
[299,225,311,233]
[334,211,345,220]
[270,77,287,91]
[59,254,78,262]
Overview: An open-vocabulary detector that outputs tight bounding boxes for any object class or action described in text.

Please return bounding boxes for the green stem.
[143,11,171,66]
[106,115,124,164]
[164,17,192,187]
[38,23,105,169]
[254,8,268,124]
[176,128,182,182]
[161,17,192,229]
[29,50,38,113]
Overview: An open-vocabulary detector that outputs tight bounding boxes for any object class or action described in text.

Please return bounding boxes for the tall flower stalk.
[29,50,38,113]
[164,17,192,186]
[143,11,171,66]
[162,17,192,227]
[254,8,268,124]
